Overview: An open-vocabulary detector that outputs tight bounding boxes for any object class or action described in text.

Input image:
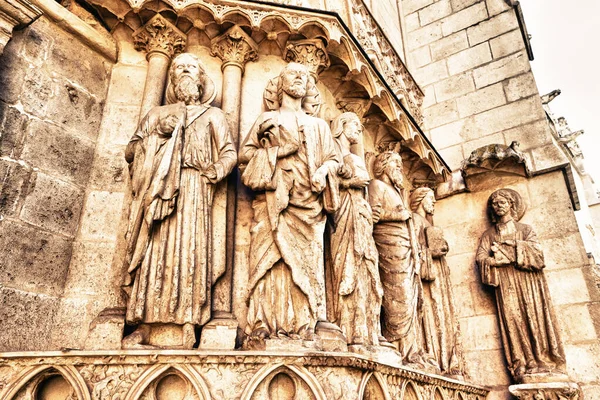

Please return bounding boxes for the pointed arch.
[239,363,326,400]
[401,380,423,400]
[357,371,392,400]
[124,364,211,400]
[0,365,90,400]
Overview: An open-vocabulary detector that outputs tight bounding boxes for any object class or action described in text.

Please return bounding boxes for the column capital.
[133,14,186,60]
[284,38,330,81]
[210,25,258,72]
[0,0,42,54]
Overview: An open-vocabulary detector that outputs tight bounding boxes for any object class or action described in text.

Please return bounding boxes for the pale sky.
[519,0,600,182]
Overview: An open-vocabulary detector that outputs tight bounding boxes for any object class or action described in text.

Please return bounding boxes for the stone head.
[331,112,362,145]
[373,151,404,187]
[410,187,435,215]
[488,189,521,223]
[278,62,309,101]
[167,53,208,105]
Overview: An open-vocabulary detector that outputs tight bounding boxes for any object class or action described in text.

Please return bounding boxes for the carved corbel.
[210,25,258,73]
[284,38,330,82]
[133,14,186,60]
[0,0,42,54]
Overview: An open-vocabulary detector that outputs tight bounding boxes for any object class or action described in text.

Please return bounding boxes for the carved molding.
[284,38,330,81]
[210,24,258,72]
[0,0,42,53]
[509,382,582,400]
[461,141,530,178]
[133,13,186,59]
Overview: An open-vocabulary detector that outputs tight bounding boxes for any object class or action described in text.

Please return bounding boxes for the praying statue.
[122,53,237,348]
[368,152,424,365]
[476,188,566,382]
[326,112,383,348]
[410,187,465,378]
[239,62,340,345]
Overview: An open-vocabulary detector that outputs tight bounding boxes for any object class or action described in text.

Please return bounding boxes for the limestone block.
[0,101,29,158]
[473,50,530,89]
[433,71,476,102]
[88,144,128,192]
[199,318,239,350]
[582,385,600,400]
[452,283,476,317]
[490,28,526,59]
[21,119,95,185]
[500,119,551,151]
[527,171,573,209]
[419,0,452,26]
[445,252,479,285]
[546,268,591,306]
[0,158,32,218]
[403,0,436,15]
[44,81,105,142]
[461,314,502,351]
[415,59,449,86]
[523,203,578,241]
[443,219,485,255]
[106,64,147,105]
[530,143,569,171]
[0,35,26,104]
[450,0,482,12]
[424,99,459,129]
[447,42,492,75]
[564,343,600,383]
[470,281,498,316]
[437,143,464,170]
[462,132,506,157]
[556,304,597,343]
[84,307,125,350]
[411,45,432,68]
[51,296,108,350]
[78,191,126,242]
[543,233,589,271]
[466,10,518,46]
[430,119,465,149]
[20,67,54,118]
[430,30,469,61]
[20,172,84,237]
[18,23,50,67]
[0,218,72,296]
[456,82,506,117]
[464,349,511,386]
[97,104,141,146]
[486,0,512,16]
[408,21,443,50]
[441,2,488,37]
[0,286,59,351]
[503,72,538,102]
[422,84,436,107]
[405,12,420,33]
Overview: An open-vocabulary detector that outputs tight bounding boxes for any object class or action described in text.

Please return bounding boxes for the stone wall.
[403,0,566,171]
[0,16,112,351]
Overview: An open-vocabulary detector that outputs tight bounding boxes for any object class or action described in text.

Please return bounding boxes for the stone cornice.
[0,0,42,53]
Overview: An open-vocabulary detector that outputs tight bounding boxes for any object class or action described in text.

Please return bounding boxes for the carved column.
[0,0,42,54]
[284,38,330,83]
[133,14,186,117]
[203,25,257,346]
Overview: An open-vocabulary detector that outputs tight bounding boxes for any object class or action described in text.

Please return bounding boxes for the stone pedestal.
[509,382,582,400]
[199,316,238,350]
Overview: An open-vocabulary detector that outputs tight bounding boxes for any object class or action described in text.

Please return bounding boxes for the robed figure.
[326,112,383,347]
[123,53,237,348]
[368,152,424,364]
[476,188,566,382]
[240,63,339,343]
[410,188,465,378]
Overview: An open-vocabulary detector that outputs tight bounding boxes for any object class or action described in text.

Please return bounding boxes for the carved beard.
[388,169,404,188]
[283,83,307,99]
[174,75,202,105]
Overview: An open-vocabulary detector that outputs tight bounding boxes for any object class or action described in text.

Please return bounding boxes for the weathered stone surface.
[461,314,502,351]
[78,191,126,242]
[0,218,72,296]
[411,45,432,68]
[430,30,469,61]
[447,42,492,75]
[408,21,443,50]
[0,101,29,158]
[0,38,26,104]
[466,10,518,46]
[0,158,32,218]
[463,349,511,385]
[490,28,525,59]
[419,0,452,26]
[424,98,459,129]
[450,0,482,12]
[0,286,59,351]
[20,67,54,119]
[20,172,84,236]
[433,71,476,102]
[88,144,128,191]
[503,72,538,102]
[473,50,530,88]
[456,82,506,117]
[557,304,597,343]
[416,58,449,86]
[441,2,487,36]
[21,120,95,185]
[403,0,436,15]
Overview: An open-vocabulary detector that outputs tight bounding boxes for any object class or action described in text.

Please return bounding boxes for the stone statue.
[476,188,566,382]
[122,53,237,348]
[410,187,465,378]
[326,112,383,348]
[368,151,424,365]
[239,62,340,345]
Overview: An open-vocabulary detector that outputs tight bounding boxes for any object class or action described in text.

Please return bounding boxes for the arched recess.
[124,364,211,400]
[239,363,327,400]
[401,380,423,400]
[0,365,90,400]
[357,372,392,400]
[433,387,446,400]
